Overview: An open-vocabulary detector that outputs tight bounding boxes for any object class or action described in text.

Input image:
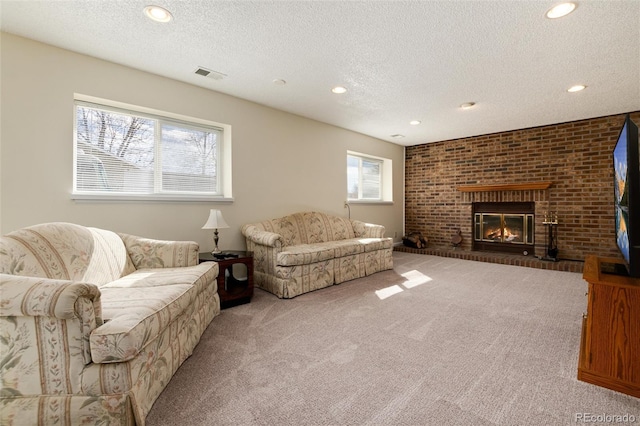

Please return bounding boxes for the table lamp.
[201,209,229,254]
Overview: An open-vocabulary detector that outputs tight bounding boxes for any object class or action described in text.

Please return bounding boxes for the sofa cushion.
[277,244,335,266]
[276,238,373,266]
[0,222,135,285]
[317,239,364,257]
[276,238,389,267]
[92,284,192,363]
[359,238,394,252]
[100,263,217,293]
[118,233,199,269]
[320,213,357,242]
[91,263,217,363]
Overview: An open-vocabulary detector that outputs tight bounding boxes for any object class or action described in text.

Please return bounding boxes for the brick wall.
[405,111,640,262]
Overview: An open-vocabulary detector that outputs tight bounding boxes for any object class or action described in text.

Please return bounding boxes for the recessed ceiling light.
[391,134,405,138]
[331,86,347,94]
[567,84,586,92]
[545,2,577,19]
[460,102,476,110]
[273,79,287,86]
[144,5,173,23]
[410,120,421,125]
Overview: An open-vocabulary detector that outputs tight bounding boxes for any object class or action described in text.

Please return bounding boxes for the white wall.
[0,33,405,251]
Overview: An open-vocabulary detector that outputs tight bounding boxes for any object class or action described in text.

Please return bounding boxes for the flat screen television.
[613,114,640,277]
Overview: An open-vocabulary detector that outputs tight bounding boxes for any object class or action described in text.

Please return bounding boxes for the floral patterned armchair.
[0,222,219,425]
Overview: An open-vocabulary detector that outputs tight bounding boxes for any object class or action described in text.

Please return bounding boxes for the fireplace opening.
[472,202,535,254]
[476,213,533,244]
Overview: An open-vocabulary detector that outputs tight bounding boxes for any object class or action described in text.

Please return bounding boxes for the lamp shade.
[201,209,229,230]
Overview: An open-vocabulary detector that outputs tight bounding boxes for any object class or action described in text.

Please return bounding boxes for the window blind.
[347,153,383,201]
[74,101,222,196]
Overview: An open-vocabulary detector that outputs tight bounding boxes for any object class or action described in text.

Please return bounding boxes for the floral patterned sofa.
[241,211,393,298]
[0,222,220,425]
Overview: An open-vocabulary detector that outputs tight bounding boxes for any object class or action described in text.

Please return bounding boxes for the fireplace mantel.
[457,181,552,193]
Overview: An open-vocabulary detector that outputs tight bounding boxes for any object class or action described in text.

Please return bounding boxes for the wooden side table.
[199,251,253,309]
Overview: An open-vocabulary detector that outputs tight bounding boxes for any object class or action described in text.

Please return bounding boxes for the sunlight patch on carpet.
[401,270,432,288]
[376,270,432,299]
[376,284,404,299]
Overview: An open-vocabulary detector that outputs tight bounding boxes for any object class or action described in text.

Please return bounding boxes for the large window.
[347,151,392,202]
[73,96,232,201]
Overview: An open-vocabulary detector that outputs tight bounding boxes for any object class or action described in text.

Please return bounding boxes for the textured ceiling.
[1,0,639,146]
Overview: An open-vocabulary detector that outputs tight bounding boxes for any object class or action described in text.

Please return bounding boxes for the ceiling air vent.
[194,67,226,80]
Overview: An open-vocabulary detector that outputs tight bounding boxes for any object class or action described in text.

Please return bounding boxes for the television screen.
[613,121,630,264]
[612,114,640,277]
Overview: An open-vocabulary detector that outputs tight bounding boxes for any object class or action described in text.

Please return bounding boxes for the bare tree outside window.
[161,124,219,192]
[74,102,221,195]
[76,107,154,166]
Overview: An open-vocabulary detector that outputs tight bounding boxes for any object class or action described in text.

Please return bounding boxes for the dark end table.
[199,251,253,309]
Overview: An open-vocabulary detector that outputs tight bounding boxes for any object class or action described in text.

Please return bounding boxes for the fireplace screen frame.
[474,213,534,245]
[472,201,535,254]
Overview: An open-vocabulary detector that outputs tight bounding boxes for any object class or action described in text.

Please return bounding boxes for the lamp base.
[211,229,221,254]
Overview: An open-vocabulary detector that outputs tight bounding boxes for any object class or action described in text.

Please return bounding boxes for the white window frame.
[72,94,232,202]
[347,150,393,204]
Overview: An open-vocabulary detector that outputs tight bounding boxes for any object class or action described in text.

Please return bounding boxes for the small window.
[347,151,392,202]
[73,96,232,201]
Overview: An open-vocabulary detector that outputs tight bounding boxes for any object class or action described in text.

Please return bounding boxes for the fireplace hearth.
[473,202,535,254]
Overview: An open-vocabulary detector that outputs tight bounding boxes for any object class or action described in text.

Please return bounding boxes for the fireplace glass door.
[472,202,535,254]
[478,214,502,242]
[474,213,534,245]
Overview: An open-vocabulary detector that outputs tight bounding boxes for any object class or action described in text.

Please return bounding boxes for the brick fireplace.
[460,182,549,258]
[404,111,640,264]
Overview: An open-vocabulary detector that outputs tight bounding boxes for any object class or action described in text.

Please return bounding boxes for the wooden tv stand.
[578,256,640,398]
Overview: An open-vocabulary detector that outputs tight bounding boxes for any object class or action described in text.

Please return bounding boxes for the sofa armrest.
[350,220,386,238]
[0,274,101,375]
[1,274,102,322]
[119,233,199,268]
[241,225,284,248]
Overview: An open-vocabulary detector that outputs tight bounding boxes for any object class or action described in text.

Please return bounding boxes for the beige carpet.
[146,252,640,425]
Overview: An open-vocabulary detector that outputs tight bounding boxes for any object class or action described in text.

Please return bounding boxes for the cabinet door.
[588,283,640,383]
